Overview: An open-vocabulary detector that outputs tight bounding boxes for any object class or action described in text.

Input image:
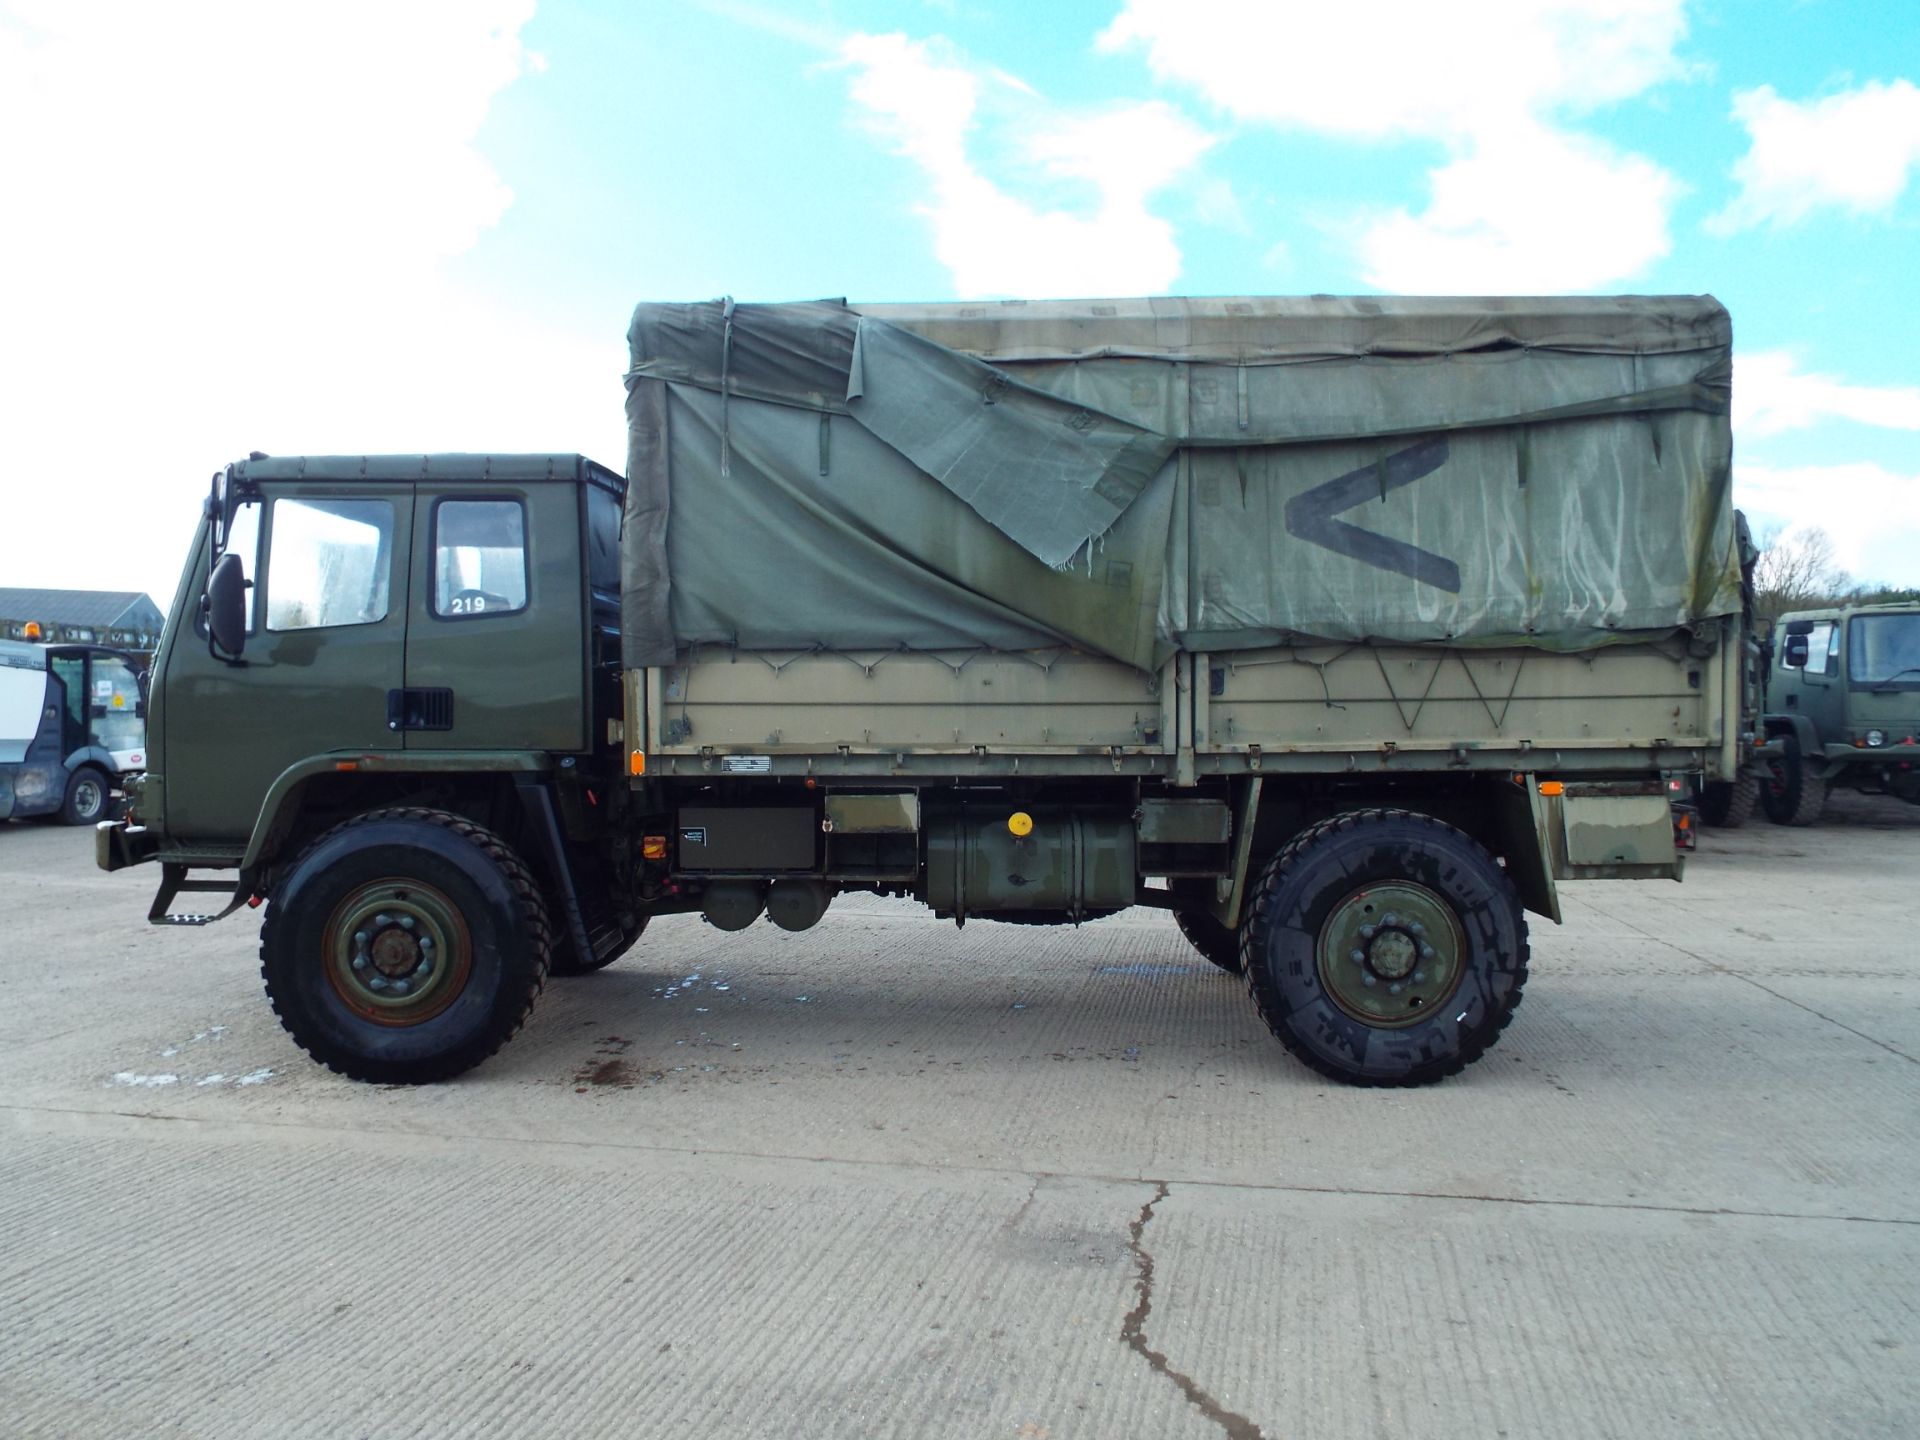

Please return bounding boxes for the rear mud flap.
[1544,788,1685,882]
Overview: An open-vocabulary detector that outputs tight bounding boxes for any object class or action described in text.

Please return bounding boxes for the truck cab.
[129,454,623,849]
[1761,603,1920,822]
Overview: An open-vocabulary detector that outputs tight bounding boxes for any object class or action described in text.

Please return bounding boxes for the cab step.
[148,863,253,927]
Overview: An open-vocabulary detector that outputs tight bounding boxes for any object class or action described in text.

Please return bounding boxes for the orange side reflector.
[334,761,359,772]
[1538,780,1565,796]
[629,750,647,776]
[642,835,667,861]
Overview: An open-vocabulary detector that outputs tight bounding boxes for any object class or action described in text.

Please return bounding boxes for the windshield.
[1848,614,1920,688]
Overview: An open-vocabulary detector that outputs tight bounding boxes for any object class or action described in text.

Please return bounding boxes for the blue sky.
[3,0,1917,605]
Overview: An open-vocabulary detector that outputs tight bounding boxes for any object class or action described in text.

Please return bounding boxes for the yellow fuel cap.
[1008,811,1034,837]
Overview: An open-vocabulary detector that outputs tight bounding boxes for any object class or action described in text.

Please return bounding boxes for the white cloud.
[1736,462,1920,585]
[1099,0,1689,293]
[840,32,1213,297]
[1356,122,1680,293]
[0,1,558,603]
[1735,352,1920,438]
[1098,0,1688,141]
[1709,80,1920,233]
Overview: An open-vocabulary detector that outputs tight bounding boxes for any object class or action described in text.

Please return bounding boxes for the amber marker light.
[1538,780,1565,796]
[642,836,667,861]
[629,750,647,776]
[1008,811,1034,836]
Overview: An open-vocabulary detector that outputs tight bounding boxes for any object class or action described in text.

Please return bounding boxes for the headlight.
[1866,729,1887,747]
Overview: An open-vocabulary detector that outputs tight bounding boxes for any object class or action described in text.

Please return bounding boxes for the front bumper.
[95,819,161,873]
[1821,742,1920,767]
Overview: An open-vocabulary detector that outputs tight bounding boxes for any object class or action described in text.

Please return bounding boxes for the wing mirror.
[206,551,249,661]
[1781,633,1809,669]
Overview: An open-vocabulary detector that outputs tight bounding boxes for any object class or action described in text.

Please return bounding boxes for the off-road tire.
[1240,809,1529,1087]
[260,807,552,1083]
[550,915,649,976]
[1175,909,1244,974]
[1761,735,1827,826]
[59,766,111,826]
[1698,776,1756,828]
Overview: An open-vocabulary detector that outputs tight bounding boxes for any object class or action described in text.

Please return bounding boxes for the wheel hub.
[367,922,425,977]
[325,881,470,1026]
[1365,926,1419,979]
[1316,881,1467,1028]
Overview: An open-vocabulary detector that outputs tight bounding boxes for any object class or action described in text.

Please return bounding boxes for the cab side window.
[1801,620,1836,677]
[433,500,528,619]
[224,500,262,631]
[267,498,395,631]
[194,499,262,639]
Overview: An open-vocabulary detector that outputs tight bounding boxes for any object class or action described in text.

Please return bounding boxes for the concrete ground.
[2,794,1916,1440]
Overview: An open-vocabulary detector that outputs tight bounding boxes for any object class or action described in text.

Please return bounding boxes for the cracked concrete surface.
[2,790,1917,1437]
[1123,1181,1264,1440]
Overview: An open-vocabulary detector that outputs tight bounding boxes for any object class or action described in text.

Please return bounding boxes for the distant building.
[0,588,167,652]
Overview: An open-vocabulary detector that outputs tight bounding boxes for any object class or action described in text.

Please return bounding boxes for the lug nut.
[398,915,415,931]
[1350,949,1365,963]
[369,975,389,991]
[374,913,391,927]
[1360,925,1376,940]
[351,955,369,972]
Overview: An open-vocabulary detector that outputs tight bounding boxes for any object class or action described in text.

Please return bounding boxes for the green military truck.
[1759,602,1920,824]
[99,296,1743,1088]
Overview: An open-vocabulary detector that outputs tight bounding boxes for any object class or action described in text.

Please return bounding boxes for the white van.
[0,640,147,824]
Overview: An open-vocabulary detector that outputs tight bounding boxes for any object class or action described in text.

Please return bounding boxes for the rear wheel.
[550,914,649,976]
[1698,776,1756,828]
[1241,809,1528,1087]
[1174,909,1244,974]
[260,808,551,1083]
[1761,735,1827,826]
[60,767,111,826]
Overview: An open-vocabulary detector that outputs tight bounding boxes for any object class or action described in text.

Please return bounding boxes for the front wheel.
[260,808,552,1083]
[60,767,111,825]
[1761,735,1827,826]
[1242,809,1528,1087]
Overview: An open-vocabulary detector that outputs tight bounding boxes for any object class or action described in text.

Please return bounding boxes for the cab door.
[163,487,412,846]
[401,481,584,752]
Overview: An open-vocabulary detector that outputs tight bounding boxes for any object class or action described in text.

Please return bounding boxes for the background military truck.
[100,295,1743,1089]
[1759,602,1920,824]
[1,639,147,824]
